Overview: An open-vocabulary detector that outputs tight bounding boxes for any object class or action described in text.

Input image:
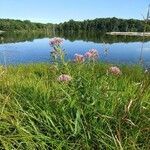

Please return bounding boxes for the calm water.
[0,32,150,67]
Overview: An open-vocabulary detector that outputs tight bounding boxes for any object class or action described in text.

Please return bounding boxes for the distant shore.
[106,32,150,36]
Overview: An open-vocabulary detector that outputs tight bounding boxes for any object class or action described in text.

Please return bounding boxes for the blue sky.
[0,0,149,23]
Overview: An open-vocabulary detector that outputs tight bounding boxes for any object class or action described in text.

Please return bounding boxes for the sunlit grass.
[0,63,150,149]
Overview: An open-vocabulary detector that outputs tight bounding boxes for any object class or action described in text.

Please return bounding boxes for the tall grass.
[0,63,150,149]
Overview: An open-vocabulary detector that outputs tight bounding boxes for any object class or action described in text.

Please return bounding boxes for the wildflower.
[74,54,85,63]
[50,37,63,47]
[58,74,72,82]
[84,51,93,58]
[84,49,99,60]
[109,66,122,75]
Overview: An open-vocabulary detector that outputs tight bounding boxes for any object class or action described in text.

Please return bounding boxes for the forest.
[0,17,150,32]
[0,19,53,32]
[55,17,150,32]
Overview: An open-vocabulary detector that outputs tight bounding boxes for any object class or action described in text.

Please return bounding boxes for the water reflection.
[55,31,150,44]
[1,31,150,44]
[0,31,149,67]
[0,31,53,44]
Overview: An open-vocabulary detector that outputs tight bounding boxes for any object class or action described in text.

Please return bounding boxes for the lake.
[0,31,150,68]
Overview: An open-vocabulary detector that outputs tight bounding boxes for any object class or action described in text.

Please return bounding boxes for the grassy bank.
[0,63,150,149]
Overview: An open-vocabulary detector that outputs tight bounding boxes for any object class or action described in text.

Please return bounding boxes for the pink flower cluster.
[74,54,85,63]
[85,49,99,59]
[57,67,122,84]
[74,49,99,63]
[108,66,122,75]
[57,74,72,82]
[50,37,63,47]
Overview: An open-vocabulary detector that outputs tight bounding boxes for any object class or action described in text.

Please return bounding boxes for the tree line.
[0,18,150,32]
[55,17,150,32]
[0,19,54,32]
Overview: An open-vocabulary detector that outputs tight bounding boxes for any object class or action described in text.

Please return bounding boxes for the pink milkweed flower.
[89,49,99,58]
[84,51,93,58]
[84,49,99,60]
[57,74,72,82]
[109,66,122,76]
[74,54,85,63]
[50,37,63,47]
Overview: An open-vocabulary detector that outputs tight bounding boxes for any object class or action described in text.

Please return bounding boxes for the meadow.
[0,38,150,150]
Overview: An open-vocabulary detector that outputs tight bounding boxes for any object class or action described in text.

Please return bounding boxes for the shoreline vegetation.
[107,32,150,36]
